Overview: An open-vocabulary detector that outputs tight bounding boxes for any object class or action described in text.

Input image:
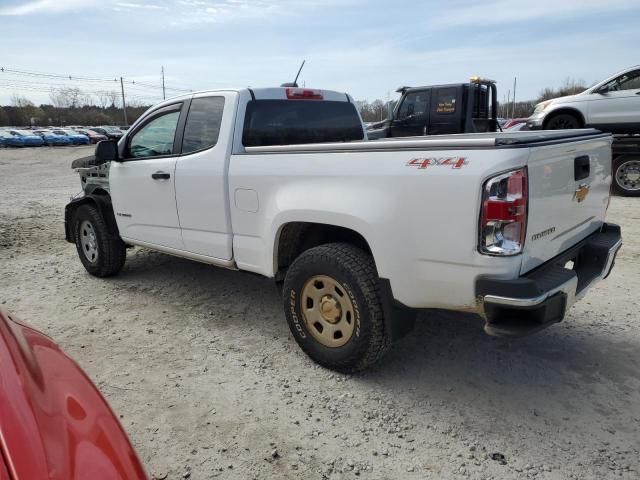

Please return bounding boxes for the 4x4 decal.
[406,157,468,170]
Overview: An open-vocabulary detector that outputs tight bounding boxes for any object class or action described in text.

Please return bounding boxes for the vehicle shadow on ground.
[116,249,640,425]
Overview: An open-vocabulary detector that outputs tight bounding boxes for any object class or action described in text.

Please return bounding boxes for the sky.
[1,0,639,106]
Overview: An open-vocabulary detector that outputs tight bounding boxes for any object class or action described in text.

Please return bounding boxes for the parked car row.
[0,125,125,148]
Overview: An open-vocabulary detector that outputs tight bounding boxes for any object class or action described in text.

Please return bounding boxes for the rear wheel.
[73,204,126,277]
[282,243,391,372]
[545,113,581,130]
[613,156,640,196]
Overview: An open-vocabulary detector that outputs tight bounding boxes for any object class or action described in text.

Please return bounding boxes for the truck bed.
[243,129,609,153]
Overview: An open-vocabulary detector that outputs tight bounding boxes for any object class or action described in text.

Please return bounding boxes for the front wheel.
[544,113,581,130]
[613,156,640,196]
[282,243,391,372]
[73,204,126,277]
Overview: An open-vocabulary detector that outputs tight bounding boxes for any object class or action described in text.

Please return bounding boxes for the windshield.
[13,130,35,136]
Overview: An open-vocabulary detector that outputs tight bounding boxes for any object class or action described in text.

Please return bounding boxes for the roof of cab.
[160,87,351,104]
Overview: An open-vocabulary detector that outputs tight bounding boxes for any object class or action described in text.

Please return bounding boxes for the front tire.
[613,156,640,196]
[282,243,391,372]
[73,204,126,277]
[544,113,581,130]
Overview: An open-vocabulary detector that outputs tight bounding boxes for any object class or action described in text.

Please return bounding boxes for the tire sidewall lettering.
[343,284,361,339]
[289,289,306,339]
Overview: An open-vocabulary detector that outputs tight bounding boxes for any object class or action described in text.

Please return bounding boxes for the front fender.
[64,193,120,243]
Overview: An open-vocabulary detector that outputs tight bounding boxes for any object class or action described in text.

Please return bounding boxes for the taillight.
[480,167,528,256]
[286,88,323,100]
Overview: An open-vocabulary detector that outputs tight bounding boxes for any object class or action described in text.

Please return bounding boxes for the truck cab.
[367,77,499,139]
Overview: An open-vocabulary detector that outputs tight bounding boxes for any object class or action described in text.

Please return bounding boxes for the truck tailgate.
[521,133,613,274]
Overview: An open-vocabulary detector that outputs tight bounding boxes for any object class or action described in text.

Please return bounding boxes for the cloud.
[430,0,639,26]
[0,0,98,15]
[114,2,168,9]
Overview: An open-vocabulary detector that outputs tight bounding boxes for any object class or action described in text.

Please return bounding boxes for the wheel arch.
[274,221,373,282]
[543,107,586,129]
[64,191,120,243]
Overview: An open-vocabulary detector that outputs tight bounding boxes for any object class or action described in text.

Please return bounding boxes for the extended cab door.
[109,102,186,250]
[173,93,235,260]
[587,69,640,131]
[390,89,430,137]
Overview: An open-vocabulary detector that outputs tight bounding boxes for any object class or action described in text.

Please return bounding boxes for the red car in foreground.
[0,309,147,480]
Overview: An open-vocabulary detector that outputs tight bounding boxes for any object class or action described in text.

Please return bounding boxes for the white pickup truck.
[65,87,622,372]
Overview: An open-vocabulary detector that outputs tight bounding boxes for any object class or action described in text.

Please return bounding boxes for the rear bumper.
[476,223,622,337]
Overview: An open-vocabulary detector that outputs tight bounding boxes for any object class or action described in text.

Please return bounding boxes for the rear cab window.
[242,99,364,147]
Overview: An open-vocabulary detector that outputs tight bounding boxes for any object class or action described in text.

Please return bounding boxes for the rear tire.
[73,204,126,277]
[282,243,391,373]
[545,113,581,130]
[613,155,640,196]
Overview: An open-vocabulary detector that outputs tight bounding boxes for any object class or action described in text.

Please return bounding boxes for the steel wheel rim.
[616,160,640,191]
[79,220,99,263]
[301,275,355,348]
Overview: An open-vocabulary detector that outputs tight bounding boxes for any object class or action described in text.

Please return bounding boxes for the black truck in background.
[366,77,499,139]
[365,77,639,196]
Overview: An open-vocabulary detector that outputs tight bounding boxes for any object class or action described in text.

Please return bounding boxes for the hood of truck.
[520,133,613,274]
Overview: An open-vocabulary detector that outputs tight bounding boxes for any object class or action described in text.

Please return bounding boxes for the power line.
[0,66,192,93]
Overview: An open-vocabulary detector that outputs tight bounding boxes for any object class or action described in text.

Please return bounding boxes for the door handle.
[574,155,590,181]
[151,171,170,180]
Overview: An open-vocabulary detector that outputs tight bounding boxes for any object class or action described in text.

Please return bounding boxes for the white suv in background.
[528,66,640,134]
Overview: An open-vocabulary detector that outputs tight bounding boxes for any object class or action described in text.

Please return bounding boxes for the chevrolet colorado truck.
[65,87,622,372]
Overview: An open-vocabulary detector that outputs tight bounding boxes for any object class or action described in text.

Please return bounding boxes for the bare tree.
[10,94,44,126]
[11,94,34,108]
[49,87,93,109]
[97,90,119,109]
[538,77,588,102]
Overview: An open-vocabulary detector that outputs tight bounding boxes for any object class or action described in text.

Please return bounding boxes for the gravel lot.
[1,146,639,480]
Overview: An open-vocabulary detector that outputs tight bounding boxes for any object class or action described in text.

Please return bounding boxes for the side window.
[396,92,428,121]
[617,70,640,91]
[181,96,225,154]
[435,88,457,114]
[128,110,180,159]
[602,70,640,92]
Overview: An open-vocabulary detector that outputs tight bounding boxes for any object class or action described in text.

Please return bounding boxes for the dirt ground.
[1,145,639,480]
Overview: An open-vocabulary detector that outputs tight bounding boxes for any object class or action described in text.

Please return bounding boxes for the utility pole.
[512,77,517,118]
[120,76,128,126]
[506,90,511,119]
[161,66,166,100]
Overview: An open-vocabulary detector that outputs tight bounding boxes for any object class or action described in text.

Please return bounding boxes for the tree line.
[0,78,589,127]
[0,88,152,127]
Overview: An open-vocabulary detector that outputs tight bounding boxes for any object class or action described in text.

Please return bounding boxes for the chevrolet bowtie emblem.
[574,183,590,203]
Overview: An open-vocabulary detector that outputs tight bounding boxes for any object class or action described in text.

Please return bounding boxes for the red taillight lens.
[286,88,323,100]
[480,168,528,255]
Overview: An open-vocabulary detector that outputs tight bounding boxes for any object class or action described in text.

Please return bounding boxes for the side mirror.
[95,140,119,163]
